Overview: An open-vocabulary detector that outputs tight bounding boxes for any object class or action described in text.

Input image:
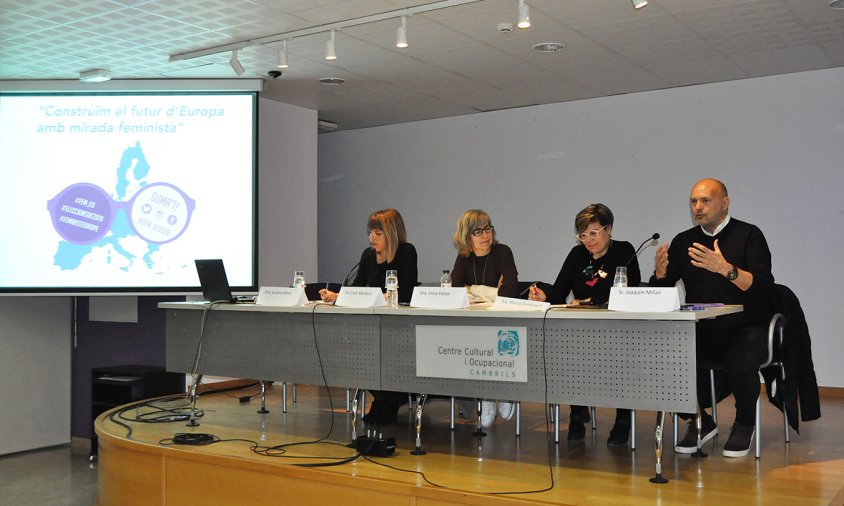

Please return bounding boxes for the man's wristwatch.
[726,265,739,281]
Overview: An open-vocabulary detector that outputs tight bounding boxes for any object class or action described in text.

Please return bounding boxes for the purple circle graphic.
[47,183,114,244]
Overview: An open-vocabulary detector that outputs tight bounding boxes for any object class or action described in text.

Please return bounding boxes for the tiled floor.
[0,445,97,506]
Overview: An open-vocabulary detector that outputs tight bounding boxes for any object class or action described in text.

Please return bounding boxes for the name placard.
[410,286,469,309]
[256,286,307,306]
[416,325,528,382]
[335,286,386,308]
[490,296,550,311]
[608,287,680,312]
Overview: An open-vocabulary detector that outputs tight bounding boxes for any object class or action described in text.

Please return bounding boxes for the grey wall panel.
[0,297,71,455]
[318,67,844,387]
[258,98,319,287]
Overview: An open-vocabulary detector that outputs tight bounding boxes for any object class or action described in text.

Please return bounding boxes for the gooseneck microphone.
[342,248,373,286]
[625,233,660,267]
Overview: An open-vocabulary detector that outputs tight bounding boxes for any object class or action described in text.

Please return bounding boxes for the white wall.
[0,298,71,455]
[258,98,319,285]
[318,67,844,388]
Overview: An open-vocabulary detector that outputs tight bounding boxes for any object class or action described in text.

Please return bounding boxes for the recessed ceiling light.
[533,42,564,53]
[830,0,844,8]
[319,77,345,85]
[497,22,513,33]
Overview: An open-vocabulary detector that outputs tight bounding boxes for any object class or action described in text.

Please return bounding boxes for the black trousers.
[694,323,768,426]
[365,390,407,424]
[570,405,631,423]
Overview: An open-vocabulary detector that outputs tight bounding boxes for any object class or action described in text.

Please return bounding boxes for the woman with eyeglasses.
[319,208,418,426]
[528,203,641,445]
[451,209,520,428]
[451,209,519,300]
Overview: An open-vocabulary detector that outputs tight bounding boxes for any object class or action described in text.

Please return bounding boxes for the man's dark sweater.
[649,218,774,327]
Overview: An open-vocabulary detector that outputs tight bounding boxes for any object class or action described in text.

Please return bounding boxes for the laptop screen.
[194,259,235,303]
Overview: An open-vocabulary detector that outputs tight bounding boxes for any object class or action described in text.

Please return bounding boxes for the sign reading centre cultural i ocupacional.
[415,325,528,382]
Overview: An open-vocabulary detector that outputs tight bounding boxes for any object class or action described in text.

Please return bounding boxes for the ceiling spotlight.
[325,30,337,60]
[517,0,530,29]
[229,50,245,76]
[79,69,111,83]
[396,16,408,48]
[632,0,648,9]
[319,77,345,85]
[830,0,844,8]
[277,40,288,69]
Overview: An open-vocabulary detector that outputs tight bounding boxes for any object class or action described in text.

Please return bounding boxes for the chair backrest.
[761,313,787,369]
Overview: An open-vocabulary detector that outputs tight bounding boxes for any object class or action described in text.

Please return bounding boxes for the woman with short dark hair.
[529,203,641,445]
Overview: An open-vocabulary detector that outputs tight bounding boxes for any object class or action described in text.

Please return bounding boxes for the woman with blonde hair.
[451,209,519,300]
[450,209,519,428]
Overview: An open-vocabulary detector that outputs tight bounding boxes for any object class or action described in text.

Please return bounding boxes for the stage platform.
[96,383,844,505]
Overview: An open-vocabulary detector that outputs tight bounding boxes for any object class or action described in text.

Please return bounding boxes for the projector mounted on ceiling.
[78,69,112,83]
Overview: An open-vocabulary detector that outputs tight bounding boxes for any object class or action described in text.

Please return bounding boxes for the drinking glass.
[293,271,305,288]
[613,266,628,288]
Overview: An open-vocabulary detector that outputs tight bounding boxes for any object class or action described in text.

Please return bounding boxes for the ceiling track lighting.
[325,30,337,60]
[169,0,485,63]
[396,15,408,48]
[517,0,530,29]
[229,50,245,75]
[277,39,288,68]
[632,0,648,9]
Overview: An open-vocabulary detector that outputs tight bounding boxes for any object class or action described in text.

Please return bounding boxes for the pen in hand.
[521,283,536,297]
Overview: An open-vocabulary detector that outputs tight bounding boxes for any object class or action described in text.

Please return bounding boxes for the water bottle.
[385,270,398,308]
[293,271,306,289]
[440,269,452,288]
[613,266,628,288]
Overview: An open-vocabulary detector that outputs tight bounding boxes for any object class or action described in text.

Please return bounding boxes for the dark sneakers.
[674,414,718,454]
[567,419,586,441]
[567,409,590,441]
[722,423,755,458]
[607,417,631,446]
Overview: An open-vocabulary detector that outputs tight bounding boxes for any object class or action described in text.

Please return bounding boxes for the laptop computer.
[194,259,235,303]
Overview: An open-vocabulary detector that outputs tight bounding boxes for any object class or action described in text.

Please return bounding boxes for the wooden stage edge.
[96,383,844,506]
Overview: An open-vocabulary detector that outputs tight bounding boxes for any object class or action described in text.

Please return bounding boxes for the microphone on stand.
[625,233,660,267]
[343,248,373,286]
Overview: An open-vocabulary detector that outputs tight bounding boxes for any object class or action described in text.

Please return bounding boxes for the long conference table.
[160,301,741,482]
